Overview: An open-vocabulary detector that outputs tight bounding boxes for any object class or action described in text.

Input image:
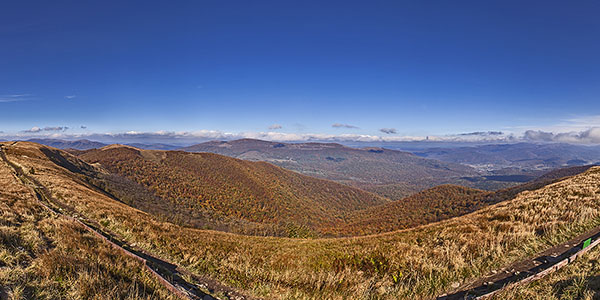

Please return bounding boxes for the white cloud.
[458,131,503,136]
[524,127,600,144]
[562,115,600,128]
[0,94,31,103]
[380,128,397,134]
[23,126,41,133]
[3,114,600,145]
[44,126,69,132]
[65,95,76,99]
[21,126,69,133]
[4,130,428,143]
[0,129,542,144]
[510,114,600,134]
[504,114,600,144]
[332,123,359,129]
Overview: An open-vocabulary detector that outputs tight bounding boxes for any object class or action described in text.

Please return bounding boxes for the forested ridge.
[75,146,387,235]
[68,145,598,238]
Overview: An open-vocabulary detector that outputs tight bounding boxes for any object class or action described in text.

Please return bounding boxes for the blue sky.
[1,1,599,143]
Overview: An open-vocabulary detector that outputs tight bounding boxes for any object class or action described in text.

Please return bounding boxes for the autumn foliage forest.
[3,142,600,299]
[67,145,595,238]
[75,146,388,236]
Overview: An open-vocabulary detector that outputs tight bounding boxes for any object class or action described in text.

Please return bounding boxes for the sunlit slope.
[332,165,596,236]
[5,141,600,299]
[74,145,389,231]
[0,144,175,299]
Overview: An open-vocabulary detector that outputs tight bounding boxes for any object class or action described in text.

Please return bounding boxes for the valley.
[413,143,600,171]
[2,141,599,299]
[4,3,599,298]
[30,138,600,201]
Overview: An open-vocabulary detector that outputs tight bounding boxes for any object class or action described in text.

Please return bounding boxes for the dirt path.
[438,225,600,299]
[0,144,252,300]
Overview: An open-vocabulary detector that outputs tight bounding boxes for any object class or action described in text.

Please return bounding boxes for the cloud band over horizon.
[2,127,600,145]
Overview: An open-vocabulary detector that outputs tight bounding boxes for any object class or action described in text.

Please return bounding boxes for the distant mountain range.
[29,138,600,171]
[181,139,480,183]
[414,142,600,170]
[123,143,180,150]
[25,138,179,151]
[180,139,484,196]
[26,138,107,150]
[27,138,600,199]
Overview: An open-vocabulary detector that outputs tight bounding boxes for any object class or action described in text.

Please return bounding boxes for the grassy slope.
[0,145,175,299]
[6,141,600,299]
[493,245,600,299]
[74,146,387,233]
[333,165,597,236]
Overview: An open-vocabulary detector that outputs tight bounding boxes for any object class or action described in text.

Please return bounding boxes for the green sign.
[583,238,592,249]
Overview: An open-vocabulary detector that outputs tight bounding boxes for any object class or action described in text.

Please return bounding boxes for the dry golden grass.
[4,141,600,299]
[493,245,600,299]
[0,145,177,300]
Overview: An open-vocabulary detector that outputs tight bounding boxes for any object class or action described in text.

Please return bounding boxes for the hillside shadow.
[552,272,600,299]
[40,147,91,175]
[0,286,8,300]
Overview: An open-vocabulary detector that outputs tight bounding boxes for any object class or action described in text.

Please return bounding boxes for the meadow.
[4,142,600,299]
[0,144,176,299]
